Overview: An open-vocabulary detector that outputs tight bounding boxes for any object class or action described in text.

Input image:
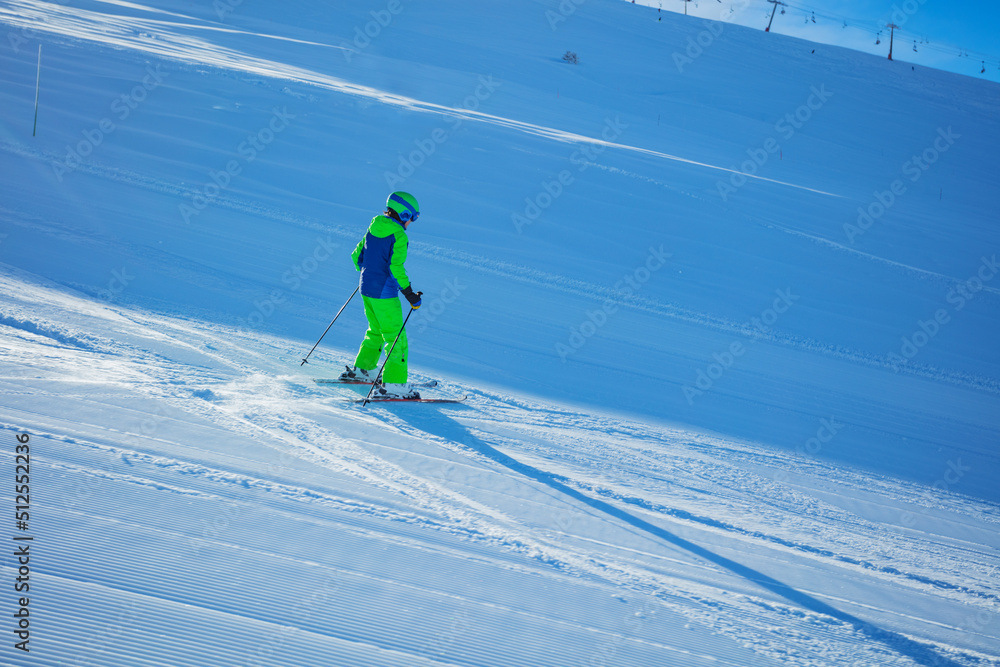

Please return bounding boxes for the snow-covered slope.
[1,0,998,665]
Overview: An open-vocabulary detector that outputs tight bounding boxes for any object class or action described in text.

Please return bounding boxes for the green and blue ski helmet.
[386,191,420,223]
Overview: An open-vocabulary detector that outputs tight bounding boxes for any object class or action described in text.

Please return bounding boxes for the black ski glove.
[401,285,423,309]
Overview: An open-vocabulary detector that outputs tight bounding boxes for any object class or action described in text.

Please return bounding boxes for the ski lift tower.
[765,0,786,32]
[886,23,900,60]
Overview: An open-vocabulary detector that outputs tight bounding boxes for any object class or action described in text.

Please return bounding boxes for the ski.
[349,395,467,404]
[315,378,439,388]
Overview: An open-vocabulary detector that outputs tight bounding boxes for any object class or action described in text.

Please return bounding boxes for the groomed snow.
[1,0,998,665]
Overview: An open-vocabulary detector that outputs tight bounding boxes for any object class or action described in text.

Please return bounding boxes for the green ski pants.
[354,295,408,384]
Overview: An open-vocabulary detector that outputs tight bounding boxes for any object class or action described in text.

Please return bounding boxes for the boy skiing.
[339,192,424,399]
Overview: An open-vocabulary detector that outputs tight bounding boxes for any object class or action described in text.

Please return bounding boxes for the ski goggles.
[389,194,420,223]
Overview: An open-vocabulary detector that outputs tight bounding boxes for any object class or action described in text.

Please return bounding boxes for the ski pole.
[32,45,41,137]
[362,306,415,406]
[300,285,359,366]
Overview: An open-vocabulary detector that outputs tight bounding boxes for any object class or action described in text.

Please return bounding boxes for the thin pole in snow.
[361,307,415,407]
[300,285,359,366]
[32,45,41,137]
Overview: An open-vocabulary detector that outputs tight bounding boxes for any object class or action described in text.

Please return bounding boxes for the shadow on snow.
[400,408,964,667]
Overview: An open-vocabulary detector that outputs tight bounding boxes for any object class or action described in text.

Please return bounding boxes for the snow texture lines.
[0,0,839,198]
[1,0,999,664]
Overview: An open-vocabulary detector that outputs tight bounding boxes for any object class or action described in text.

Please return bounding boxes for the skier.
[339,192,424,399]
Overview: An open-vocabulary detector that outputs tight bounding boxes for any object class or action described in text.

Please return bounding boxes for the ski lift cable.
[768,0,1000,65]
[654,0,1000,68]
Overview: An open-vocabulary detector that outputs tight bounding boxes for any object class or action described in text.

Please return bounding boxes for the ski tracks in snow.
[2,268,999,664]
[2,134,996,398]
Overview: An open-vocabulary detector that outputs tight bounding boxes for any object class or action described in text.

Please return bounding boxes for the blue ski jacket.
[351,215,411,299]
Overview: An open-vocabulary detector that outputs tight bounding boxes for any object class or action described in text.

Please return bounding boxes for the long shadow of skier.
[400,409,963,667]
